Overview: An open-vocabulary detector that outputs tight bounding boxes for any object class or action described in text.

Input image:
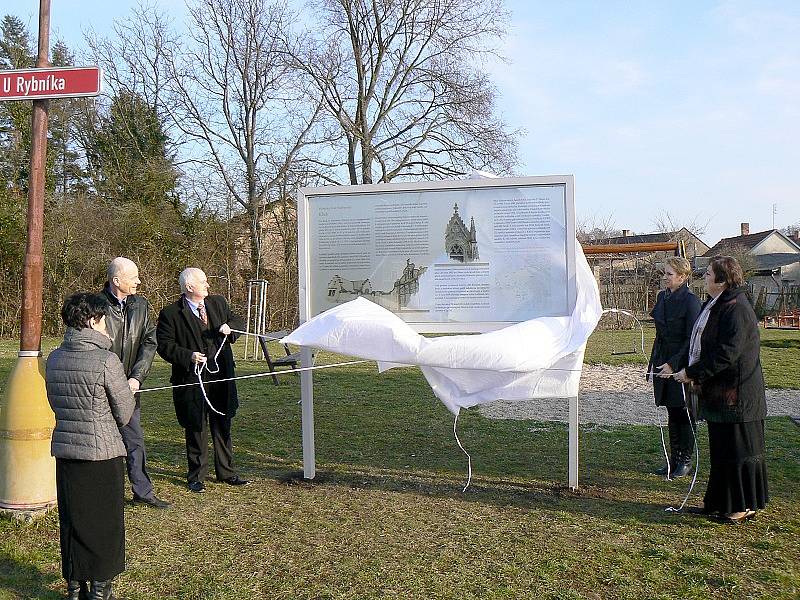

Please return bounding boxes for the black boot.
[88,579,115,600]
[670,421,695,478]
[654,421,680,476]
[67,580,88,600]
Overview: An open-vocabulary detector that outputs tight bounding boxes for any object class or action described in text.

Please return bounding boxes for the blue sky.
[6,0,799,246]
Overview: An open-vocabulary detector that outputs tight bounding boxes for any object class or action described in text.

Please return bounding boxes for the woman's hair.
[61,292,109,329]
[664,256,692,278]
[709,255,744,288]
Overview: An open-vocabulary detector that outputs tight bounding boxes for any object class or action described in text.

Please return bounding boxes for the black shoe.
[89,579,114,600]
[670,461,692,478]
[653,463,670,476]
[219,475,250,486]
[133,494,171,509]
[187,481,205,493]
[67,580,88,600]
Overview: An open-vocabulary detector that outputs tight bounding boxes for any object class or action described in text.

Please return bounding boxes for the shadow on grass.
[256,465,707,526]
[761,338,800,349]
[0,556,61,599]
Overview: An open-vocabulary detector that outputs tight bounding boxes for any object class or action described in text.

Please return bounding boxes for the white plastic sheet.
[283,244,602,414]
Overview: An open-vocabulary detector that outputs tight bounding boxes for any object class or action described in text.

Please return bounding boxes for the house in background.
[583,227,710,276]
[581,228,710,314]
[702,222,800,312]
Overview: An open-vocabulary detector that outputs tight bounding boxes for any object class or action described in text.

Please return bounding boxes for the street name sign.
[0,66,101,101]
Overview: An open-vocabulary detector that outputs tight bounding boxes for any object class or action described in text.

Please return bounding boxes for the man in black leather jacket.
[102,257,170,509]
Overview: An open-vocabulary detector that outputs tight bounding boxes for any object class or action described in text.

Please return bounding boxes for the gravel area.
[478,364,800,426]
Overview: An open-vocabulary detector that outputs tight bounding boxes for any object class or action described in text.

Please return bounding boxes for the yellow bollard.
[0,353,56,509]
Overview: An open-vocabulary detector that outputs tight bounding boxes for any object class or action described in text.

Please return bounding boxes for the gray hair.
[107,257,137,281]
[179,268,205,294]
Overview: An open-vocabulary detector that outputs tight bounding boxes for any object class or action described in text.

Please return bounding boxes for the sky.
[6,0,800,247]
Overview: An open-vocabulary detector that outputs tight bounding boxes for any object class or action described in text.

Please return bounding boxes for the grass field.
[0,328,798,599]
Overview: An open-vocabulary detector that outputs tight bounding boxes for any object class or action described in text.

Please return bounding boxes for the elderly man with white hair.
[102,257,169,509]
[156,267,249,493]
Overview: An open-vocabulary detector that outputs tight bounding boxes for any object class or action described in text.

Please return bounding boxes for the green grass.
[0,331,798,599]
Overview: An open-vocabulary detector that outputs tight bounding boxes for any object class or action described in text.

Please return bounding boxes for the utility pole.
[772,203,777,229]
[0,0,54,512]
[0,1,101,513]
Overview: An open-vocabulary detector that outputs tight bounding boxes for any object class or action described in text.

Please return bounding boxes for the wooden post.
[20,0,50,353]
[0,0,56,512]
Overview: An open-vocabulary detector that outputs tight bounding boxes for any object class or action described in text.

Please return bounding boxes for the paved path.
[479,364,800,426]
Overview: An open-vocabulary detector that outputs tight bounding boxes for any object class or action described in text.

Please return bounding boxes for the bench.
[257,330,302,385]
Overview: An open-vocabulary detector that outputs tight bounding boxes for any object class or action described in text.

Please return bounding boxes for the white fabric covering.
[283,244,602,414]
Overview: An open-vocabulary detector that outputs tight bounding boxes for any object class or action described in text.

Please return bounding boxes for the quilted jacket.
[46,327,135,460]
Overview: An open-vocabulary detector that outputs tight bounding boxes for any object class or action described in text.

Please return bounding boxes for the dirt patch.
[478,364,800,425]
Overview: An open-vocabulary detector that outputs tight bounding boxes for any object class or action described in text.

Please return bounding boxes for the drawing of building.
[326,259,427,310]
[326,275,373,302]
[445,203,479,262]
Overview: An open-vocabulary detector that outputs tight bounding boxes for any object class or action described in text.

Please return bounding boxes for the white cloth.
[283,244,602,414]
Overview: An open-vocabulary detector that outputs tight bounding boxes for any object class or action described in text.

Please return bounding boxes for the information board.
[297,176,576,333]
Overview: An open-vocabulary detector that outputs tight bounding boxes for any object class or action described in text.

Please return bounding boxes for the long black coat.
[156,295,245,430]
[685,286,766,423]
[648,285,701,407]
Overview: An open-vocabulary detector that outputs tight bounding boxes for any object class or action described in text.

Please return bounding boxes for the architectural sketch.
[326,259,428,310]
[445,203,480,262]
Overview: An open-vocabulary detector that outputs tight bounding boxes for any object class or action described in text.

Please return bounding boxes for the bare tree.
[164,0,326,275]
[83,3,175,131]
[651,209,710,239]
[298,0,519,184]
[576,212,620,242]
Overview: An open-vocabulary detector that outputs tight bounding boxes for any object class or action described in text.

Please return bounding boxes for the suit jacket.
[647,285,701,407]
[156,294,245,430]
[101,286,157,383]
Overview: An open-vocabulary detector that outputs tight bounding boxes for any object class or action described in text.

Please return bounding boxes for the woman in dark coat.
[46,292,136,599]
[674,256,768,523]
[649,256,701,478]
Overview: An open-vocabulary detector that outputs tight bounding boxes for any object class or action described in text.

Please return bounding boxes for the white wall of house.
[751,233,800,255]
[780,262,800,285]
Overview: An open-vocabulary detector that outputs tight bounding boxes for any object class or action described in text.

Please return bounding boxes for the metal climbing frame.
[244,279,269,359]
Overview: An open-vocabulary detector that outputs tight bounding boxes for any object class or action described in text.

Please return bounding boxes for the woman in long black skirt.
[674,256,768,523]
[46,293,135,599]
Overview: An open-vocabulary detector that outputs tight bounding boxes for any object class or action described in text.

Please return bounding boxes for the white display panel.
[297,176,575,333]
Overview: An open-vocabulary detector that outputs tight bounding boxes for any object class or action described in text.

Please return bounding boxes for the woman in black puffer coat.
[674,256,768,523]
[649,256,701,478]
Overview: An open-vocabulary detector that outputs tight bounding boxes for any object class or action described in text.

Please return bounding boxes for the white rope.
[229,328,283,341]
[601,308,645,354]
[657,407,672,480]
[138,358,374,393]
[453,412,473,492]
[665,384,700,512]
[191,333,229,416]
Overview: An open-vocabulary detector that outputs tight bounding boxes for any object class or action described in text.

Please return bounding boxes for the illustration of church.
[445,203,479,262]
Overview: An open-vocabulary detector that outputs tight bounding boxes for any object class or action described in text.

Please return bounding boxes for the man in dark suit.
[156,267,249,493]
[103,257,170,509]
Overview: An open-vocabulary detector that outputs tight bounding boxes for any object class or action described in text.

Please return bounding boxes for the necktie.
[197,303,208,325]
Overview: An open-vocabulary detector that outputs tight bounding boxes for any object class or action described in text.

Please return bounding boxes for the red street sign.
[0,66,101,101]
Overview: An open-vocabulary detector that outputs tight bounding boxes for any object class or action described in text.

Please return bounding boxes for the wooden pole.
[0,0,56,512]
[20,0,51,353]
[581,241,679,255]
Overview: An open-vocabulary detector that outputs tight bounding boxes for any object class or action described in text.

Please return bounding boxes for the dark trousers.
[119,400,154,499]
[185,406,236,483]
[666,405,692,425]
